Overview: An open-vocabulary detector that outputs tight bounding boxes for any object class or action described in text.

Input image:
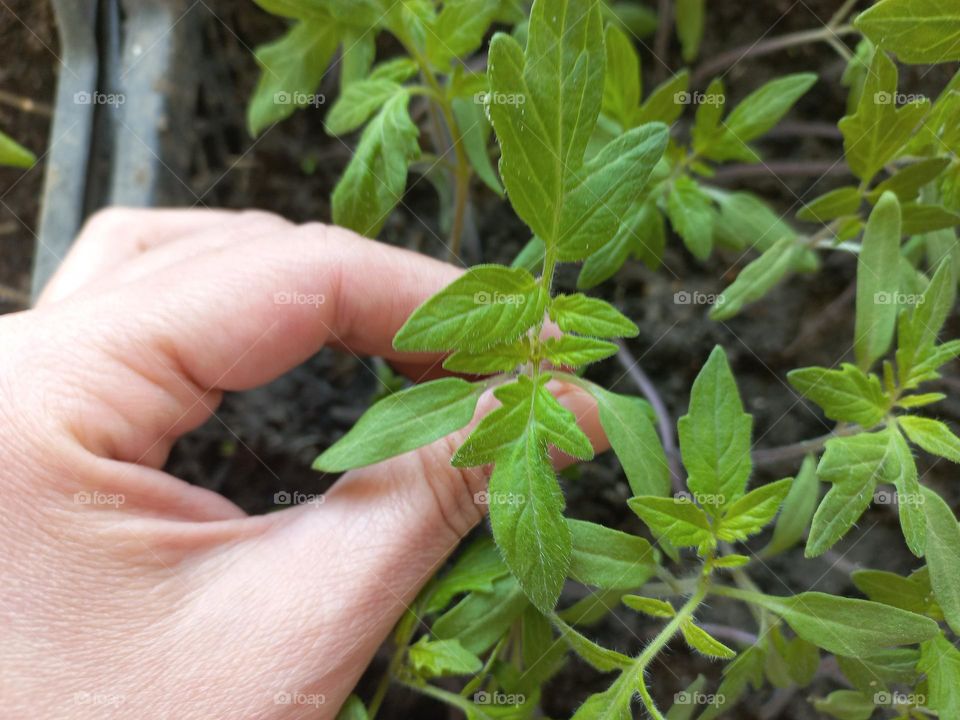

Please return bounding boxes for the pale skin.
[1,208,605,719]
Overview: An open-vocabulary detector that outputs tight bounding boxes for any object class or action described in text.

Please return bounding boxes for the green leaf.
[549,294,638,338]
[488,428,571,613]
[313,378,480,471]
[888,426,925,556]
[725,73,817,142]
[622,595,676,617]
[837,648,920,695]
[336,695,369,720]
[812,690,875,720]
[901,202,960,235]
[714,554,750,569]
[691,78,727,155]
[607,2,658,38]
[369,57,420,83]
[796,186,862,223]
[697,646,765,720]
[394,265,547,353]
[325,79,405,136]
[486,0,604,246]
[897,259,957,387]
[675,0,705,63]
[710,191,806,257]
[678,346,753,515]
[552,616,631,671]
[426,0,499,69]
[339,30,375,90]
[635,70,689,125]
[557,123,669,260]
[856,0,960,64]
[426,538,509,614]
[765,455,819,556]
[716,478,792,542]
[897,392,946,409]
[434,574,529,654]
[578,197,665,287]
[442,340,530,375]
[787,363,888,427]
[806,430,900,557]
[247,21,338,137]
[511,236,545,273]
[855,191,902,368]
[568,519,659,589]
[667,176,714,259]
[869,157,951,202]
[0,130,35,168]
[681,619,736,659]
[332,91,420,236]
[454,375,593,466]
[408,636,483,677]
[710,236,802,320]
[920,635,960,718]
[451,97,504,196]
[701,73,817,162]
[839,52,929,184]
[900,416,960,463]
[852,568,936,615]
[543,336,618,367]
[627,495,713,548]
[742,590,939,655]
[922,487,960,635]
[589,385,671,497]
[602,24,640,129]
[570,677,632,720]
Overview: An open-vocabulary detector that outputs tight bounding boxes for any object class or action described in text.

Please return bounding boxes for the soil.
[2,1,958,718]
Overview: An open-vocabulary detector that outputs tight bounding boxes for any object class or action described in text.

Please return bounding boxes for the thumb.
[200,382,603,715]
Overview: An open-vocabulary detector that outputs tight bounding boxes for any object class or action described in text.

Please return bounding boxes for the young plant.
[245,0,960,717]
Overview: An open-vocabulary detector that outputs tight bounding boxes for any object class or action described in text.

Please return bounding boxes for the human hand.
[2,208,602,719]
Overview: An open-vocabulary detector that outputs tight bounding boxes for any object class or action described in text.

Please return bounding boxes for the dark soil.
[3,1,959,718]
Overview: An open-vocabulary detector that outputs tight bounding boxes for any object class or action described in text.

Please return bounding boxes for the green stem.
[368,609,418,719]
[401,680,493,718]
[403,41,472,260]
[630,585,709,720]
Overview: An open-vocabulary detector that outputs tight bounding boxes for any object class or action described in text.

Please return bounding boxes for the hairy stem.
[404,41,472,261]
[630,585,709,719]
